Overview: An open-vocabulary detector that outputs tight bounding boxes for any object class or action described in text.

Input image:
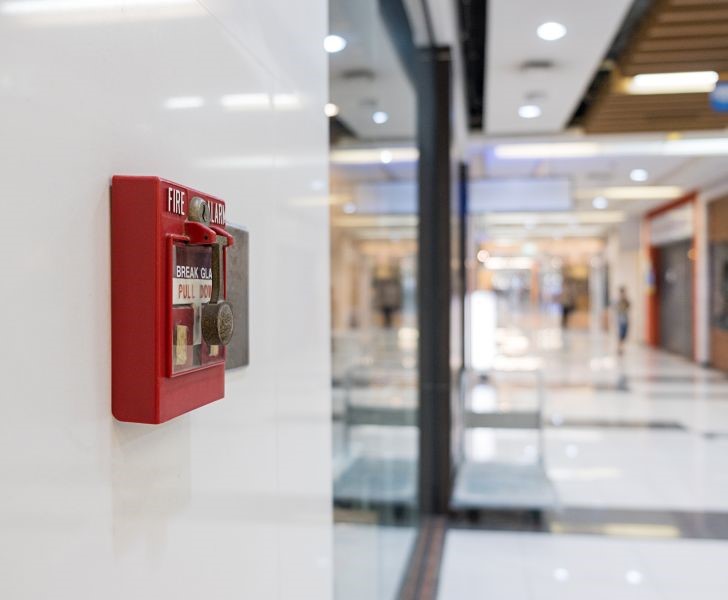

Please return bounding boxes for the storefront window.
[711,242,728,330]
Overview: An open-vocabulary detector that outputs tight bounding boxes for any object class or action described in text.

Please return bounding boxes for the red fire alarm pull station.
[112,176,234,424]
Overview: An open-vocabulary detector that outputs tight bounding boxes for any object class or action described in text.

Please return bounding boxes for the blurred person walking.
[560,282,575,329]
[616,286,631,356]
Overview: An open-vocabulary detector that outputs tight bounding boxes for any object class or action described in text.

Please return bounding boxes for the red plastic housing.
[111,176,231,424]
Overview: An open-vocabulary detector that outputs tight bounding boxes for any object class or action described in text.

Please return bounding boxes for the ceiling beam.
[632,48,728,62]
[637,35,728,50]
[657,8,728,21]
[648,22,728,36]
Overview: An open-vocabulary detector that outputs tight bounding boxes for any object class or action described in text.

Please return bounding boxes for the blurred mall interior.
[329,0,728,599]
[4,0,728,599]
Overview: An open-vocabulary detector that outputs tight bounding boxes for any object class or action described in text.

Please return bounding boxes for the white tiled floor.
[464,324,728,512]
[438,530,728,600]
[438,313,728,600]
[334,524,417,600]
[546,427,728,511]
[333,308,728,599]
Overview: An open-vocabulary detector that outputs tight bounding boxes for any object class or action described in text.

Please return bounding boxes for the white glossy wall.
[0,2,331,598]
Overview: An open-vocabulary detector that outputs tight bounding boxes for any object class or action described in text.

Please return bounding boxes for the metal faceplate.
[224,223,250,369]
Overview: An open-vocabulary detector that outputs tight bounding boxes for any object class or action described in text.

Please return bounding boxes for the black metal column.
[417,46,452,516]
[458,162,469,373]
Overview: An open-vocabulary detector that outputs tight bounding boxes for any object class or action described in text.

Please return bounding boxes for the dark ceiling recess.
[458,0,486,130]
[329,116,358,145]
[569,0,655,128]
[378,0,418,87]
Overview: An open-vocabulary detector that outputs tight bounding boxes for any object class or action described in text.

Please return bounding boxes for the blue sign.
[710,81,728,112]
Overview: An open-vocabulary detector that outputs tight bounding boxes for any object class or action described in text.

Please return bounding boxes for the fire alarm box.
[111,176,235,424]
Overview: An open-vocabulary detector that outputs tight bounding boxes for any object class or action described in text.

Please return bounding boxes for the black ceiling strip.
[457,0,486,130]
[329,115,358,144]
[378,0,418,87]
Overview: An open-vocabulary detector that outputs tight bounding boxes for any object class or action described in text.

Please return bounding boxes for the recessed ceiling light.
[372,110,389,124]
[324,34,347,53]
[494,138,728,159]
[484,212,624,225]
[324,102,339,117]
[380,150,393,164]
[592,196,608,210]
[626,71,718,94]
[330,147,419,164]
[342,202,357,214]
[518,104,542,119]
[537,22,567,41]
[625,570,644,585]
[630,168,649,182]
[576,186,682,200]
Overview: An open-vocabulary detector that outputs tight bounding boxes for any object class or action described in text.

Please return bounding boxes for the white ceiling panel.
[329,0,415,140]
[486,0,633,135]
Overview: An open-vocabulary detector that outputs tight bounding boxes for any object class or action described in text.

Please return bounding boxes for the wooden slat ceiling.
[584,0,728,133]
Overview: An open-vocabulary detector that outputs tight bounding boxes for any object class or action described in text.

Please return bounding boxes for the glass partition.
[328,1,419,597]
